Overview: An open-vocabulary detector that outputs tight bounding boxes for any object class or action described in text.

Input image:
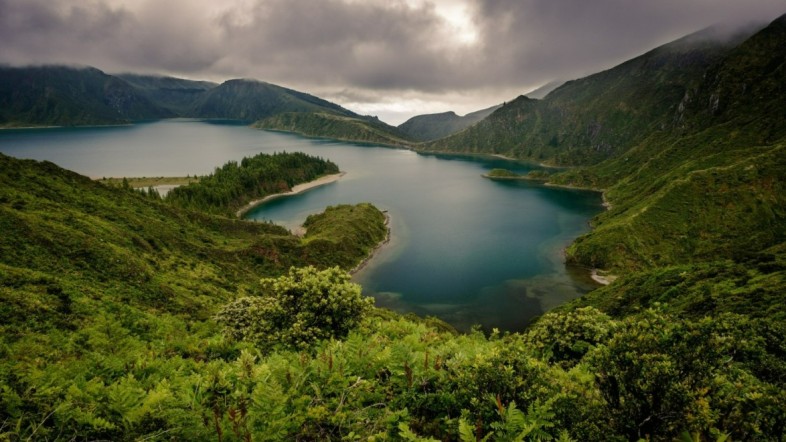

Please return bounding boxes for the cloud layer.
[1,0,784,123]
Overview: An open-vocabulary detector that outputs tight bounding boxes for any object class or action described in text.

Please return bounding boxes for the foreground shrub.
[216,266,373,351]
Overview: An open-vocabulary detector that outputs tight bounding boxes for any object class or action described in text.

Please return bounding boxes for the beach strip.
[235,172,346,218]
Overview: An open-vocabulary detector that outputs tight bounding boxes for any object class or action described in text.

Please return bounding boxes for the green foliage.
[3,18,786,439]
[116,73,217,115]
[166,151,339,216]
[398,105,500,142]
[255,111,413,146]
[524,307,613,367]
[301,203,389,269]
[425,25,752,165]
[424,17,786,280]
[216,266,373,351]
[189,78,357,122]
[485,168,521,178]
[0,65,173,127]
[585,308,786,440]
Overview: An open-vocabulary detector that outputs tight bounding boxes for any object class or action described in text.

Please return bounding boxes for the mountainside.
[255,111,414,146]
[425,24,761,165]
[0,65,173,127]
[188,79,357,122]
[116,73,217,115]
[554,14,786,272]
[397,104,501,141]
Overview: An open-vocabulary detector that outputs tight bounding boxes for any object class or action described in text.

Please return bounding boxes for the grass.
[97,176,200,188]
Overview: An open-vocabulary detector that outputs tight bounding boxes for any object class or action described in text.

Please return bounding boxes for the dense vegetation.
[188,79,357,123]
[424,24,760,165]
[2,149,784,440]
[165,152,339,217]
[2,12,786,442]
[423,15,786,274]
[256,112,413,146]
[397,105,500,142]
[0,66,173,127]
[116,74,218,115]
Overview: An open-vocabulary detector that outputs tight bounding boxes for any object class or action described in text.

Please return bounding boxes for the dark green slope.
[556,15,786,272]
[255,111,413,146]
[189,78,357,122]
[397,104,501,142]
[0,153,386,314]
[425,24,759,165]
[0,65,173,127]
[115,73,217,115]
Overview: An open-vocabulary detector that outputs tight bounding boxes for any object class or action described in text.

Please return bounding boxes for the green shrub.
[216,266,373,351]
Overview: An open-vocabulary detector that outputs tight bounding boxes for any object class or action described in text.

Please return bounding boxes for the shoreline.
[590,269,616,286]
[350,211,391,275]
[235,172,346,218]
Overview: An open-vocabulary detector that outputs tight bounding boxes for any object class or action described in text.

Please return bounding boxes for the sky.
[1,0,784,125]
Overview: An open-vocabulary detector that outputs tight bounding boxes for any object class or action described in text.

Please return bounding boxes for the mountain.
[524,80,565,99]
[188,78,357,122]
[255,111,414,146]
[3,16,786,437]
[397,104,501,141]
[555,14,786,273]
[0,65,173,127]
[0,67,394,142]
[115,73,217,115]
[425,23,762,165]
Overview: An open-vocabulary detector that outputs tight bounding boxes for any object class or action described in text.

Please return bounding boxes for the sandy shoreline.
[350,212,391,275]
[235,172,346,218]
[590,269,616,285]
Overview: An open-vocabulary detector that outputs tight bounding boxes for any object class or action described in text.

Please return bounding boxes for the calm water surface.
[0,119,603,331]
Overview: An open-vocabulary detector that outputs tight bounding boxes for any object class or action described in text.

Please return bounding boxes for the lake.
[0,119,603,331]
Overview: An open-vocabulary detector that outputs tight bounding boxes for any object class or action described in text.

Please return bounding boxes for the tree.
[216,266,372,351]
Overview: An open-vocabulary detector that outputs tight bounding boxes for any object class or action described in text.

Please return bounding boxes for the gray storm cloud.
[1,0,784,120]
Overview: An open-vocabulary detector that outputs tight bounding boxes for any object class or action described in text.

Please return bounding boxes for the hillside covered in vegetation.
[165,151,339,217]
[397,105,500,142]
[0,67,410,145]
[255,112,413,146]
[1,150,784,439]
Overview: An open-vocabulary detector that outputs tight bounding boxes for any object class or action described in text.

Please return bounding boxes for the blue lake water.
[0,119,603,331]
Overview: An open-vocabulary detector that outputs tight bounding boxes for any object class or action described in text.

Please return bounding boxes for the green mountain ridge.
[115,73,218,115]
[0,65,174,127]
[424,22,762,164]
[556,14,786,272]
[0,66,414,145]
[255,111,414,146]
[397,104,501,142]
[188,79,357,122]
[419,15,786,277]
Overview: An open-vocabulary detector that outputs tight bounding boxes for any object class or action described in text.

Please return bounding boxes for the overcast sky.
[1,0,784,124]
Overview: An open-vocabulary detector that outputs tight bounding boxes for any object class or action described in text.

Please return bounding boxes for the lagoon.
[0,119,603,331]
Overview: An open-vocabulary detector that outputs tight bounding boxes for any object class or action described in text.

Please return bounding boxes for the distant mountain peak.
[398,104,501,142]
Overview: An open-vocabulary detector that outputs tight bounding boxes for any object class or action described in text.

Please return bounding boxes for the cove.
[0,119,604,332]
